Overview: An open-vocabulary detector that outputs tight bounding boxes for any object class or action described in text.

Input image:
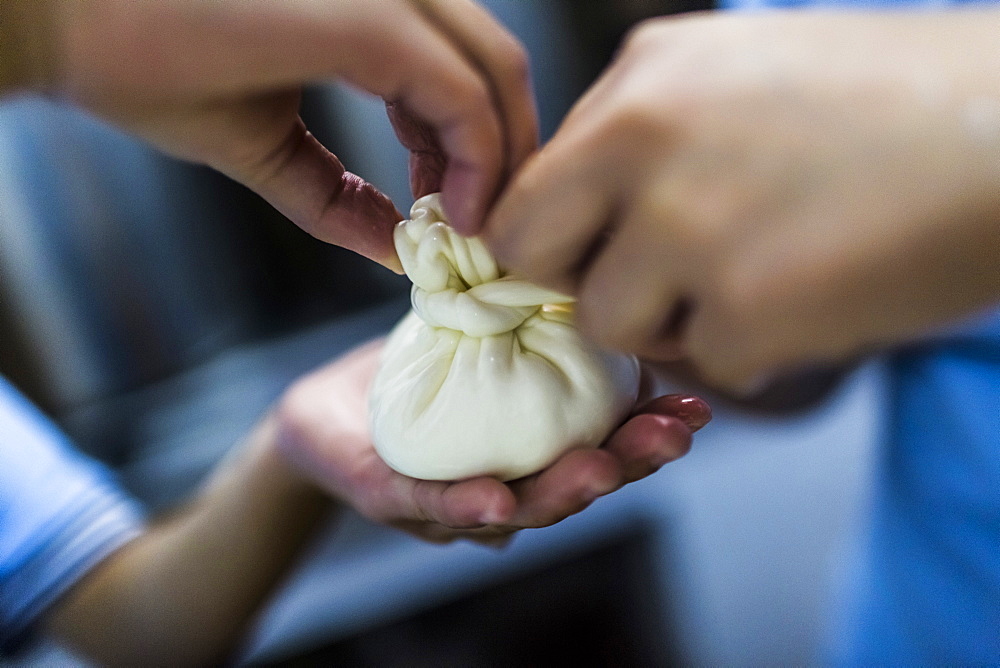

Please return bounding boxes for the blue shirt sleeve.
[828,308,1000,664]
[0,377,145,654]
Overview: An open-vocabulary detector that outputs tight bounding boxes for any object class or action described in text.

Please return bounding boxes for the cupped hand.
[484,11,1000,391]
[43,0,537,266]
[273,340,709,547]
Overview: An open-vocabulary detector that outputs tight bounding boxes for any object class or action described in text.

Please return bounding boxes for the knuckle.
[640,176,749,252]
[602,97,669,148]
[354,483,400,525]
[370,492,415,526]
[597,93,694,169]
[411,480,442,524]
[496,36,531,85]
[344,465,385,510]
[233,116,306,187]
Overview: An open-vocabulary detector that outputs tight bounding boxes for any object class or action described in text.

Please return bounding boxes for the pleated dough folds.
[370,194,640,481]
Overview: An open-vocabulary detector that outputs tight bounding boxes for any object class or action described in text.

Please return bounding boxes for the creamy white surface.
[370,194,639,481]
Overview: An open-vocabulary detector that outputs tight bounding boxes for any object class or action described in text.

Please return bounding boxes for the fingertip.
[441,167,489,236]
[455,476,516,526]
[605,413,694,482]
[381,251,405,274]
[636,394,712,433]
[479,496,514,526]
[312,171,401,264]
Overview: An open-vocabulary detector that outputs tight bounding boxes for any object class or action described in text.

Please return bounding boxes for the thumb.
[213,108,403,271]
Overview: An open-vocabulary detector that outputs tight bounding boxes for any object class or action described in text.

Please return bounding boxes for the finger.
[385,102,448,200]
[408,476,517,529]
[603,414,693,485]
[218,2,509,241]
[335,5,507,235]
[392,520,516,548]
[633,394,712,433]
[484,145,617,294]
[343,458,515,531]
[411,0,540,175]
[505,448,623,529]
[683,280,778,393]
[573,209,688,356]
[220,113,404,270]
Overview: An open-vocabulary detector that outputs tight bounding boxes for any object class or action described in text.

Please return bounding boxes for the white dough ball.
[369,193,640,481]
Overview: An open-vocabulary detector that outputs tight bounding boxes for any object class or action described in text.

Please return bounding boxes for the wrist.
[229,415,333,516]
[0,0,58,96]
[45,417,336,666]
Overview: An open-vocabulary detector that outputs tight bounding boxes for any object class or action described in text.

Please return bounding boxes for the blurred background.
[0,1,885,665]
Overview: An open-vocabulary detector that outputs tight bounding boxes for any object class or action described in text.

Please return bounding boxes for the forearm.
[45,416,334,666]
[0,0,56,96]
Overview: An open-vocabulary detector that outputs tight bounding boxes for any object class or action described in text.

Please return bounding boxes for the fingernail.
[673,395,712,432]
[637,394,712,432]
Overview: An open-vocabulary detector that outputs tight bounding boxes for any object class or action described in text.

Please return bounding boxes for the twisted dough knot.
[395,194,572,337]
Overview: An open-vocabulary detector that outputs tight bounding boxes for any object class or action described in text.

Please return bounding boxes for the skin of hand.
[274,339,710,547]
[43,338,707,663]
[484,10,1000,392]
[45,416,333,666]
[7,0,537,268]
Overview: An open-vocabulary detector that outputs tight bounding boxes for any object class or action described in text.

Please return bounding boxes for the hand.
[39,0,537,266]
[485,11,1000,391]
[273,340,710,547]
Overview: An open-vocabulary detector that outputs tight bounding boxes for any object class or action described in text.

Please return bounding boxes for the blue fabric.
[830,311,1000,663]
[713,0,1000,661]
[717,0,986,10]
[0,377,144,654]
